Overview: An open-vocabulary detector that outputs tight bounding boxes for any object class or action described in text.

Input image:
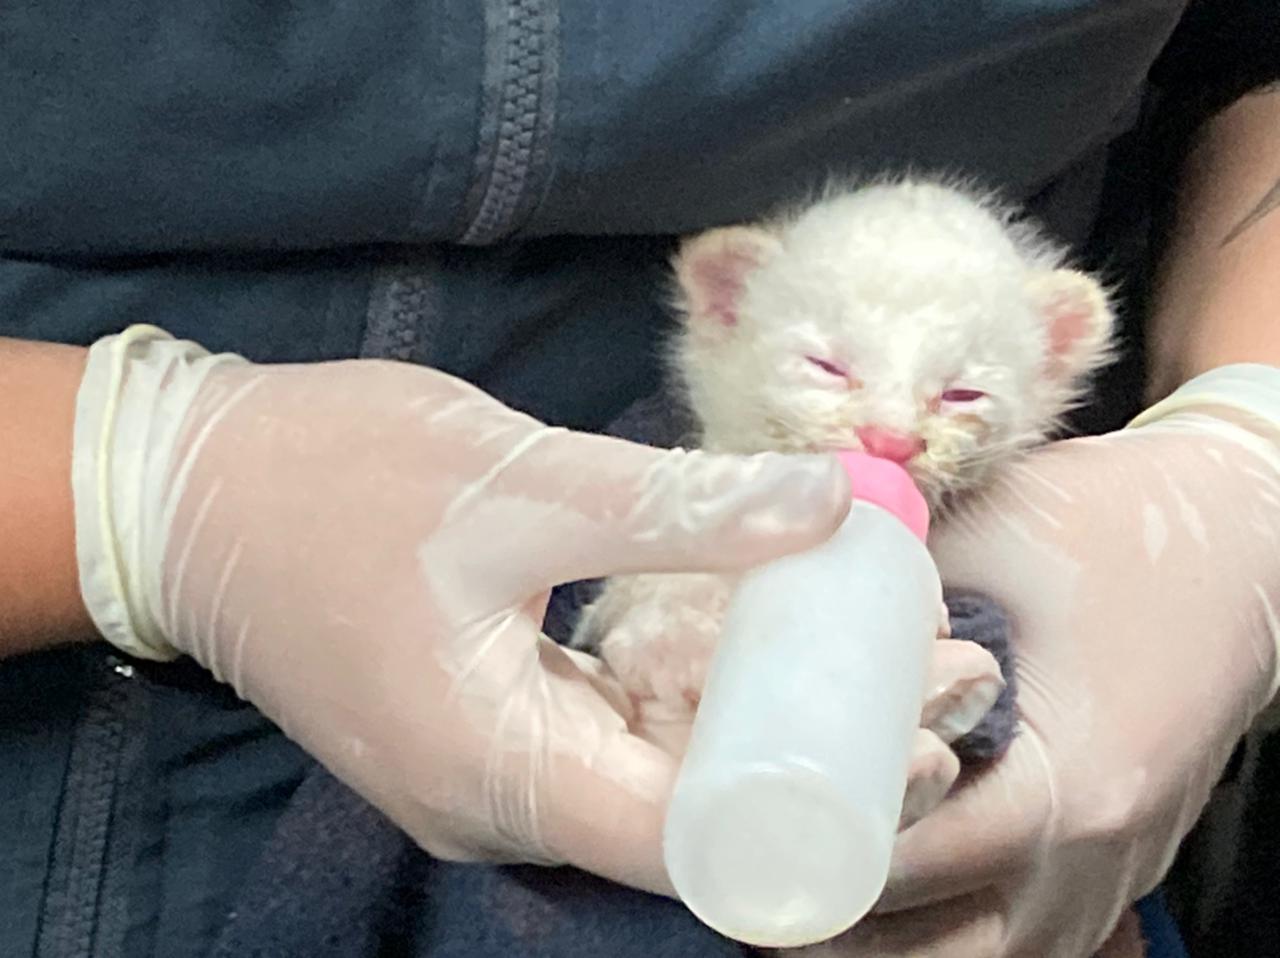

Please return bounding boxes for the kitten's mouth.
[820,442,942,500]
[827,439,927,467]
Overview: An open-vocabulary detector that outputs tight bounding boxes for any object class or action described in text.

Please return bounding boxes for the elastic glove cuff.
[72,324,245,661]
[1129,363,1280,435]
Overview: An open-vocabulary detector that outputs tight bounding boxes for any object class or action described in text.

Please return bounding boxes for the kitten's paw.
[594,574,732,712]
[599,612,716,710]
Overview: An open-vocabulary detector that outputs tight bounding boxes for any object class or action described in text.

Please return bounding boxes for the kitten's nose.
[855,427,926,464]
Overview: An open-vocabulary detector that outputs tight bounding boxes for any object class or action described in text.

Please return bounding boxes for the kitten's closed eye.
[806,355,848,378]
[804,355,865,391]
[941,388,986,403]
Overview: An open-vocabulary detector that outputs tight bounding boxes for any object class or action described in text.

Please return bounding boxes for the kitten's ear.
[1028,269,1114,380]
[674,226,782,330]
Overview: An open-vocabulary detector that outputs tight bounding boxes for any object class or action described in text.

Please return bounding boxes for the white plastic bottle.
[662,451,941,948]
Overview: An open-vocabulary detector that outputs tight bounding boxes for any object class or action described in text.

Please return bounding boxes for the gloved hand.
[899,636,1011,830]
[70,325,1000,895]
[804,366,1280,957]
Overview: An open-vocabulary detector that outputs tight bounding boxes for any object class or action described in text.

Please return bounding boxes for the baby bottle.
[662,451,941,948]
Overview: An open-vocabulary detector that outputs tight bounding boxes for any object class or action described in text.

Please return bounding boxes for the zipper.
[34,653,144,958]
[459,0,560,245]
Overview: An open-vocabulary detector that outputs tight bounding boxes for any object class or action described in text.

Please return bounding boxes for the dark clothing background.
[1,1,1178,256]
[1,1,1277,955]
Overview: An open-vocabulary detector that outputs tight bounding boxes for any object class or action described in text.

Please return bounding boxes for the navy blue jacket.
[2,2,1276,955]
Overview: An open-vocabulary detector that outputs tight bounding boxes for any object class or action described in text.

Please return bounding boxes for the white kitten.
[574,176,1115,717]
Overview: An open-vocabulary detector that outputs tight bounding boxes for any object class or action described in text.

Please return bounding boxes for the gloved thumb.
[435,426,851,594]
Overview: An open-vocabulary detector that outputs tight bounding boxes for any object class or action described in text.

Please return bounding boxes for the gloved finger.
[433,642,682,892]
[920,639,1004,744]
[797,890,1008,957]
[538,725,681,896]
[898,729,961,831]
[875,733,1053,915]
[501,639,683,895]
[444,425,850,591]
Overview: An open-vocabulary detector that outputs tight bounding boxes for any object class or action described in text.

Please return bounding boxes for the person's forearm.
[0,338,94,657]
[1147,84,1280,401]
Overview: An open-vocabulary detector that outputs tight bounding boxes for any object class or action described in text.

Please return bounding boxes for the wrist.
[72,325,249,662]
[0,338,95,656]
[1129,363,1280,718]
[1129,362,1280,441]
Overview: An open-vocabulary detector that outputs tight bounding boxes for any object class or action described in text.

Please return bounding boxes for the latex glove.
[71,325,856,892]
[800,366,1280,957]
[72,325,1004,895]
[900,637,1010,829]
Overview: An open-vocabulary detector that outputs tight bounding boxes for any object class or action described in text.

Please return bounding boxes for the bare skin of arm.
[1147,84,1280,399]
[0,338,94,657]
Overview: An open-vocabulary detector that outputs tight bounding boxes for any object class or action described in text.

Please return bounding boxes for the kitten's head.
[670,179,1115,505]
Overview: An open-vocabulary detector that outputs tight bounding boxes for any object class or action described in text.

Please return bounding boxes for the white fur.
[674,175,1115,503]
[575,176,1116,712]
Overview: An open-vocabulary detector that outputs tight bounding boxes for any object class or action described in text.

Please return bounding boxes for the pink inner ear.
[689,245,762,327]
[1047,294,1091,357]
